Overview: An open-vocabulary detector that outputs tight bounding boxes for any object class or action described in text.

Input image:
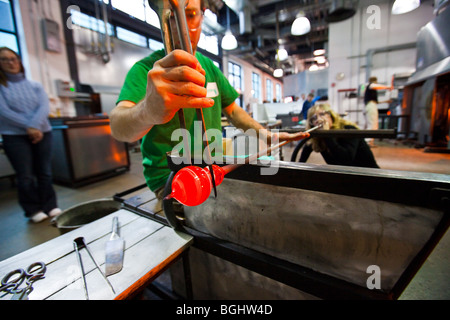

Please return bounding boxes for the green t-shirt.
[117,50,239,191]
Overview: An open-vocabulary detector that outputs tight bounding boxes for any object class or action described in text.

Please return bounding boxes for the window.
[275,83,281,102]
[149,38,164,51]
[204,8,217,23]
[116,27,147,47]
[198,33,218,55]
[70,7,114,35]
[145,4,161,28]
[112,0,146,21]
[111,0,161,28]
[0,32,18,52]
[252,72,261,102]
[228,61,242,107]
[0,0,19,53]
[197,9,219,55]
[65,0,223,66]
[266,79,273,102]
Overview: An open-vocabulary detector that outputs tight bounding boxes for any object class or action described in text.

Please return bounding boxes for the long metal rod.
[73,240,89,300]
[148,0,191,164]
[223,124,323,174]
[168,0,217,197]
[82,241,116,294]
[74,237,116,297]
[166,1,192,164]
[279,128,397,138]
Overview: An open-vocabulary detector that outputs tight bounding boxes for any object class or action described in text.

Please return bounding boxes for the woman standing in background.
[0,47,61,223]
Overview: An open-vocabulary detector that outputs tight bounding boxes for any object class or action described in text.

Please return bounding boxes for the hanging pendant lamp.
[273,10,285,77]
[291,11,311,36]
[392,0,420,15]
[221,6,238,50]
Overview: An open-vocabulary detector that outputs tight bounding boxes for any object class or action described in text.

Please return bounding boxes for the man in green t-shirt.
[110,0,308,196]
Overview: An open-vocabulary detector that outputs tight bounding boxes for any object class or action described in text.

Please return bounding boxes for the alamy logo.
[66,5,81,30]
[366,265,381,289]
[366,5,381,30]
[170,121,280,175]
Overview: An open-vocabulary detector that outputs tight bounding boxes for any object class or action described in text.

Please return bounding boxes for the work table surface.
[0,209,193,300]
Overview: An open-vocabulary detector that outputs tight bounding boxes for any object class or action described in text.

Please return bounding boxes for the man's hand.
[223,103,310,145]
[110,50,216,142]
[143,50,215,125]
[27,127,43,144]
[273,131,310,143]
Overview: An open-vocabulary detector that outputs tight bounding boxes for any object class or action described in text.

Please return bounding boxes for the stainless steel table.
[0,209,192,300]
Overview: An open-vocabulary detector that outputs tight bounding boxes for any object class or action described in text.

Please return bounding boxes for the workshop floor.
[0,139,449,300]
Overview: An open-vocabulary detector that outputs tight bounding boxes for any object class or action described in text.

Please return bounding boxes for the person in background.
[299,103,379,168]
[110,0,308,200]
[364,76,391,147]
[0,47,61,223]
[301,93,314,121]
[301,93,322,121]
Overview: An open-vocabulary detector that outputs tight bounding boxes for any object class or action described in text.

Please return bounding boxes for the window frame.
[275,83,282,103]
[69,1,219,56]
[0,0,20,55]
[228,61,242,107]
[252,72,261,103]
[266,79,273,102]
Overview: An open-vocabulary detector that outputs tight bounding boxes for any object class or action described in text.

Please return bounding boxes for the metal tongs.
[148,0,217,198]
[73,237,115,300]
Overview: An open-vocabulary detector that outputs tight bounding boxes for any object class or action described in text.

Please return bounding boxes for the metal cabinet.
[50,116,129,187]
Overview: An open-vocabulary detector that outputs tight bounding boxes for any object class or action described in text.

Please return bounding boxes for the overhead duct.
[366,42,417,82]
[406,6,450,85]
[325,0,356,23]
[434,0,450,14]
[224,0,252,35]
[239,8,252,34]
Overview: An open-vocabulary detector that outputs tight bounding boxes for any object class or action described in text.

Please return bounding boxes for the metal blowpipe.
[147,0,218,197]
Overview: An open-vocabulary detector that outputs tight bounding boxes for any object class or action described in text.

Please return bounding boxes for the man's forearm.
[110,101,154,142]
[225,104,273,142]
[225,103,307,144]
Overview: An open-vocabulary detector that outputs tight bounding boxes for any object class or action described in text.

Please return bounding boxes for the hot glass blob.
[168,165,226,206]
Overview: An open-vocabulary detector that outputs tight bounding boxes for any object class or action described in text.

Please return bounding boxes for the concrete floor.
[0,140,449,299]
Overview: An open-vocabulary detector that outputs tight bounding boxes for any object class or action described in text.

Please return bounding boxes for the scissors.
[0,262,46,300]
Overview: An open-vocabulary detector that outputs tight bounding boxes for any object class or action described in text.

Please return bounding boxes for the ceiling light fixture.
[313,49,326,56]
[291,11,311,36]
[276,47,288,61]
[273,68,284,77]
[392,0,420,15]
[221,31,238,50]
[314,56,326,64]
[309,64,319,72]
[221,6,238,50]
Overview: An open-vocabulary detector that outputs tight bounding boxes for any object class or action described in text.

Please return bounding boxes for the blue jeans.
[2,132,57,217]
